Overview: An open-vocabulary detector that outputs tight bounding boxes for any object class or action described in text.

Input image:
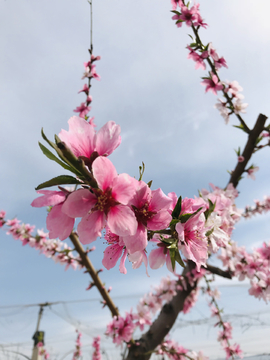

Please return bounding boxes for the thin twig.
[69,232,119,317]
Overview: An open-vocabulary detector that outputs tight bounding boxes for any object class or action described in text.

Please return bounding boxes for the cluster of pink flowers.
[219,240,270,302]
[0,211,82,271]
[171,0,248,124]
[242,195,270,218]
[74,54,101,120]
[215,81,248,124]
[156,337,208,360]
[205,283,243,360]
[171,1,207,29]
[72,330,82,360]
[106,311,136,346]
[32,152,242,273]
[92,336,102,360]
[106,277,179,346]
[37,342,50,360]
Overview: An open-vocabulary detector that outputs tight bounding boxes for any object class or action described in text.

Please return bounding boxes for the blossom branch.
[125,262,197,360]
[190,23,249,133]
[69,232,119,317]
[228,113,268,187]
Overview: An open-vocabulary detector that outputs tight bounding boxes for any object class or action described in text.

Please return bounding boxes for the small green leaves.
[204,199,216,220]
[172,196,182,219]
[35,175,82,190]
[179,207,202,223]
[169,244,185,271]
[206,228,214,237]
[169,219,181,227]
[233,124,249,134]
[234,147,241,156]
[139,162,145,181]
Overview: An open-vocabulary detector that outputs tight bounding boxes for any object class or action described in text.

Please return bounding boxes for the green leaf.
[206,228,214,237]
[233,124,249,134]
[176,19,184,24]
[204,199,216,220]
[171,10,181,15]
[169,248,176,271]
[169,219,180,226]
[175,250,185,268]
[179,207,202,223]
[172,196,182,219]
[189,42,197,48]
[39,142,73,172]
[35,175,82,190]
[147,180,153,188]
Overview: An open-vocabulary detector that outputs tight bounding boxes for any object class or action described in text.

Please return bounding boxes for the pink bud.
[238,156,245,163]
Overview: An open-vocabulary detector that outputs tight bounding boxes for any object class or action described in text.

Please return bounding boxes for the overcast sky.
[1,0,270,359]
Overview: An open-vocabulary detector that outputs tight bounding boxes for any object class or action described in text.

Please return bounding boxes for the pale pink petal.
[149,247,166,269]
[147,210,172,231]
[165,253,175,273]
[62,189,96,218]
[95,121,121,156]
[58,116,95,158]
[77,211,106,244]
[122,223,147,254]
[107,204,137,237]
[102,243,124,270]
[119,248,128,274]
[150,188,173,211]
[176,222,185,241]
[46,204,74,240]
[129,251,149,276]
[31,190,66,207]
[92,157,117,191]
[112,173,136,205]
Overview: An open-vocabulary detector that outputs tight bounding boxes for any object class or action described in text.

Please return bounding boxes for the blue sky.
[1,0,270,359]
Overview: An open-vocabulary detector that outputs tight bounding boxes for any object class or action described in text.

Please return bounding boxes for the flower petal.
[107,204,137,237]
[77,211,106,244]
[62,189,96,218]
[46,204,74,241]
[92,156,117,191]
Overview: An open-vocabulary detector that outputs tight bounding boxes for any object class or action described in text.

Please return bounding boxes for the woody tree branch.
[229,113,268,188]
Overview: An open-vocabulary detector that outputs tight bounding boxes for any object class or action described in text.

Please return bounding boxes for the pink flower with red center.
[176,212,208,270]
[62,156,137,244]
[73,102,91,118]
[106,312,135,345]
[224,343,243,360]
[31,190,75,241]
[201,73,223,95]
[78,84,89,94]
[214,56,228,70]
[58,116,121,163]
[122,181,172,254]
[179,6,198,26]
